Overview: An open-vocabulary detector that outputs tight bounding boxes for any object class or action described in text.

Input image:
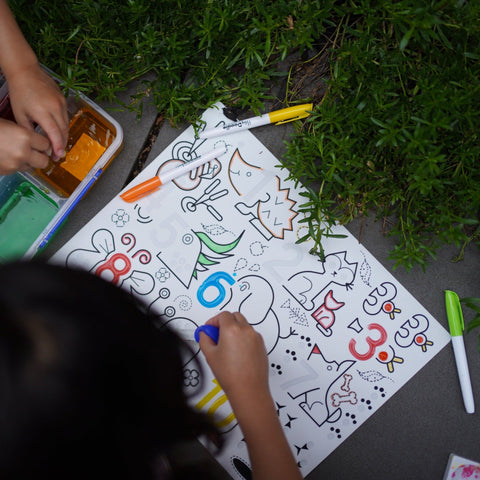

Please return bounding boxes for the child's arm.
[199,311,303,480]
[0,0,68,173]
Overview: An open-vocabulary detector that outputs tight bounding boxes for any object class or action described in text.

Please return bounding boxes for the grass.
[11,0,332,121]
[283,1,480,271]
[10,0,480,272]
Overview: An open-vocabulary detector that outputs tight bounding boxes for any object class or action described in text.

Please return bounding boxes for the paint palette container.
[0,76,123,263]
[34,96,117,196]
[0,174,58,262]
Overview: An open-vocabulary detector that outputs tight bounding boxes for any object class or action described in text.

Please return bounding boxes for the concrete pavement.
[40,79,480,480]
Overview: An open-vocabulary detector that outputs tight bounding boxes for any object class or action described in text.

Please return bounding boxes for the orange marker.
[120,147,227,202]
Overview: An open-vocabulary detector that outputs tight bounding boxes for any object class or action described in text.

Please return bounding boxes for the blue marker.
[194,325,220,344]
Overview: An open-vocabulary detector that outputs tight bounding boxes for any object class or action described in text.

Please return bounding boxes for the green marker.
[445,290,475,414]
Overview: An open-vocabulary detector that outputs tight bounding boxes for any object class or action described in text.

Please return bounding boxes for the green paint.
[191,230,245,280]
[197,252,218,267]
[0,180,58,262]
[195,231,244,254]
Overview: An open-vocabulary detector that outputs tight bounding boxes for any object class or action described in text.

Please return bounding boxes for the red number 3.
[349,323,388,361]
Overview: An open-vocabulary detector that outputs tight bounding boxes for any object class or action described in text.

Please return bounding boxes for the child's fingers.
[204,312,222,328]
[30,130,51,153]
[200,312,236,355]
[29,133,51,168]
[34,112,67,159]
[27,149,50,169]
[232,311,249,326]
[198,330,217,352]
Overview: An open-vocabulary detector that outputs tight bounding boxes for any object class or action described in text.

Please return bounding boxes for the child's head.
[0,261,217,479]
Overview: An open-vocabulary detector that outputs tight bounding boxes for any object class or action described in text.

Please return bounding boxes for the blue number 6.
[197,271,236,308]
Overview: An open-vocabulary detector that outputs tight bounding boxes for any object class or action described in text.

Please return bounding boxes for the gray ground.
[40,76,480,480]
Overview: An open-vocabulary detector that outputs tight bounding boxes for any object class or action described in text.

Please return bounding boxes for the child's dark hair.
[0,261,220,479]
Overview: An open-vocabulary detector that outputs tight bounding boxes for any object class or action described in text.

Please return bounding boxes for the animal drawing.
[283,251,358,311]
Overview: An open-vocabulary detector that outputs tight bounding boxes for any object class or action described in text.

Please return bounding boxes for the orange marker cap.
[120,176,162,203]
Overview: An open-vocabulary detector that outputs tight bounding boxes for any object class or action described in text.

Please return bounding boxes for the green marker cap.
[445,290,464,336]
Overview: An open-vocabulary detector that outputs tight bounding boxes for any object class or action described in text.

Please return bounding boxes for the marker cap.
[194,325,220,344]
[120,176,162,203]
[269,103,313,124]
[445,290,464,336]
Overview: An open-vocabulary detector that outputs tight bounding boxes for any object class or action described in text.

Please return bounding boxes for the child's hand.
[0,118,52,174]
[198,311,269,406]
[199,312,304,480]
[7,63,68,162]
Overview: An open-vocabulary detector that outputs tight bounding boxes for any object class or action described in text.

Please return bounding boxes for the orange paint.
[415,335,425,345]
[378,351,389,362]
[36,106,114,196]
[62,133,105,181]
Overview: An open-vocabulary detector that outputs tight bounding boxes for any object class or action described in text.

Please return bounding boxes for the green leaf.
[466,316,480,333]
[461,297,480,310]
[399,27,415,51]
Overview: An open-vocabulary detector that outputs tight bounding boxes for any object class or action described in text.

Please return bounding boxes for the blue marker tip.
[194,325,220,344]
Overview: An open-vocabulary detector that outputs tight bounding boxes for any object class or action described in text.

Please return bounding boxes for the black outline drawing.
[359,251,373,287]
[356,369,394,383]
[231,456,252,480]
[220,274,296,354]
[376,345,404,373]
[181,178,229,221]
[281,298,309,328]
[228,147,264,196]
[155,138,222,191]
[311,290,345,337]
[283,251,358,311]
[156,229,244,289]
[134,204,153,224]
[235,176,298,241]
[395,314,434,352]
[284,345,355,428]
[65,228,154,297]
[155,316,200,367]
[363,282,401,319]
[111,208,130,227]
